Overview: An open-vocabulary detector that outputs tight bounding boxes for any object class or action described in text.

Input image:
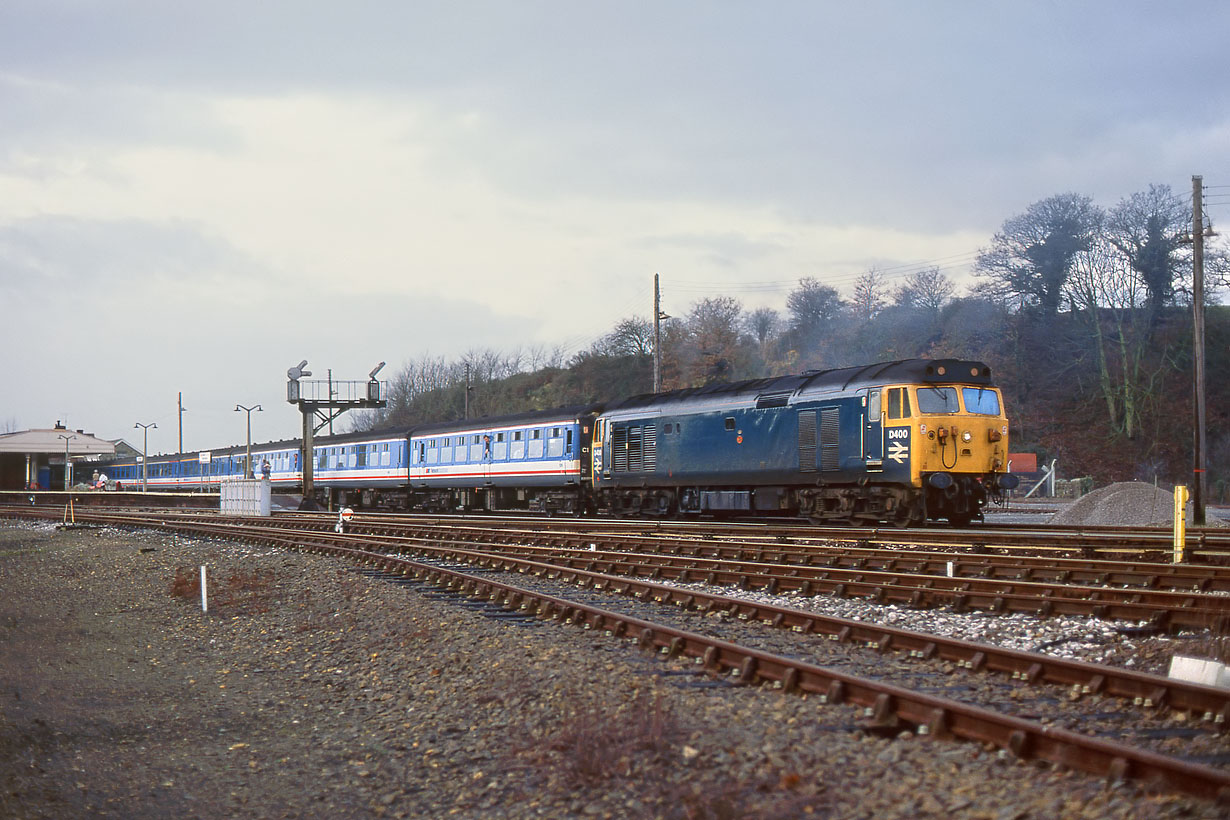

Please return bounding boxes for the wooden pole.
[1192,176,1207,526]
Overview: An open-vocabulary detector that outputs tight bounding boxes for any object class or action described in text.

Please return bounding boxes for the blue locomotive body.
[592,360,1012,526]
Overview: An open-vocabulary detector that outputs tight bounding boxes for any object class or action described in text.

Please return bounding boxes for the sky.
[1,1,1228,454]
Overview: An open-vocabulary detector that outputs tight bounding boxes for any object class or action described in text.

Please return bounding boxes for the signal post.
[287,360,386,508]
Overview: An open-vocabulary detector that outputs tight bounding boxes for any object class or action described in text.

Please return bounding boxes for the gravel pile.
[1050,482,1225,527]
[0,520,1223,819]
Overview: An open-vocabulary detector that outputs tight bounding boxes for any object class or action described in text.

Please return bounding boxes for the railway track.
[4,507,1230,801]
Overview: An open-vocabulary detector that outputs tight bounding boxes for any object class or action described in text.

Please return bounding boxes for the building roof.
[0,428,117,456]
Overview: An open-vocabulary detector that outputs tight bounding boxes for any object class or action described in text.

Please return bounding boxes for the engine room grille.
[798,410,816,472]
[642,425,657,471]
[820,408,840,471]
[611,424,657,473]
[612,426,628,471]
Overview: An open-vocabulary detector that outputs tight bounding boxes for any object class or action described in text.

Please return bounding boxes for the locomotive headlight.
[961,430,972,443]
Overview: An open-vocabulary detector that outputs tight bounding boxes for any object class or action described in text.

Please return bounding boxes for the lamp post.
[235,404,262,478]
[134,422,157,491]
[57,433,77,490]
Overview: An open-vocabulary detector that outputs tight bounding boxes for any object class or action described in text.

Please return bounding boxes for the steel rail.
[130,509,1230,593]
[8,508,1230,799]
[5,507,1229,630]
[18,508,1230,730]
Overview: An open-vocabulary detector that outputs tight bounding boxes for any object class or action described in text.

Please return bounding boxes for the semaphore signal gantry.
[287,359,387,507]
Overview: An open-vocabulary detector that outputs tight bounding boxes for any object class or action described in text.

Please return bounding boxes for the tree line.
[355,183,1229,499]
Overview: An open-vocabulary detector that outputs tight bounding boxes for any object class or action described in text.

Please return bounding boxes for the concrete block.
[1168,655,1230,688]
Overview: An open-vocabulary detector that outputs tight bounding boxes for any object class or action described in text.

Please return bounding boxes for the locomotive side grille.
[820,408,840,471]
[627,426,642,471]
[798,410,817,472]
[612,426,628,472]
[642,425,657,471]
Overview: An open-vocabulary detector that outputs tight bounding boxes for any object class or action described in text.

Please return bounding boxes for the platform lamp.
[57,433,77,490]
[235,404,262,478]
[134,422,157,491]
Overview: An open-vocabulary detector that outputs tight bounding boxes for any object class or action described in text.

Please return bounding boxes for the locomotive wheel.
[891,508,915,529]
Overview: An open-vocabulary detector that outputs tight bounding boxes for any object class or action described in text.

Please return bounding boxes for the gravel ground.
[0,520,1224,819]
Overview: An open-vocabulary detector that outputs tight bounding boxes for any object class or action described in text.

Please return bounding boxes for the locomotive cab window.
[916,386,960,414]
[887,388,912,420]
[961,387,1000,415]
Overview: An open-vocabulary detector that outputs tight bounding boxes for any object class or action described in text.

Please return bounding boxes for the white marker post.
[201,565,209,613]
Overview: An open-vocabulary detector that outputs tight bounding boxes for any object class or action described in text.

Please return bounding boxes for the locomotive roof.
[605,359,993,412]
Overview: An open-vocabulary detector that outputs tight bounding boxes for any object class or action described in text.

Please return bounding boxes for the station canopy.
[0,428,117,457]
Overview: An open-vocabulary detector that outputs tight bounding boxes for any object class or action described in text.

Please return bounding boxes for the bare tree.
[594,316,653,357]
[851,269,888,323]
[785,277,845,356]
[975,193,1102,316]
[1105,184,1187,328]
[1065,238,1155,439]
[892,266,955,314]
[745,307,779,347]
[671,296,747,386]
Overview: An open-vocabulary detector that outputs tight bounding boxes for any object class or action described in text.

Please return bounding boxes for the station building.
[0,422,127,490]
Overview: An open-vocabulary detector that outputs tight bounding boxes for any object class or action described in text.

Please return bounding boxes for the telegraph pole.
[653,273,662,392]
[1192,175,1208,526]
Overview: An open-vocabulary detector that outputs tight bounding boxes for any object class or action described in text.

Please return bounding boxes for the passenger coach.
[407,406,599,513]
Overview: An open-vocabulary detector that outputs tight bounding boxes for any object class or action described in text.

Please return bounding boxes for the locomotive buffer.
[287,360,387,508]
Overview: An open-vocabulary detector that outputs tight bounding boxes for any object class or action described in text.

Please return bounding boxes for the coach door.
[862,389,883,469]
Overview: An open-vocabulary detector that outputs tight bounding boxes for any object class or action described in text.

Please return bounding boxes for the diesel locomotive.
[101,358,1017,526]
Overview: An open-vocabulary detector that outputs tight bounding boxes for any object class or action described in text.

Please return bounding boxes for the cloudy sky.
[1,1,1227,453]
